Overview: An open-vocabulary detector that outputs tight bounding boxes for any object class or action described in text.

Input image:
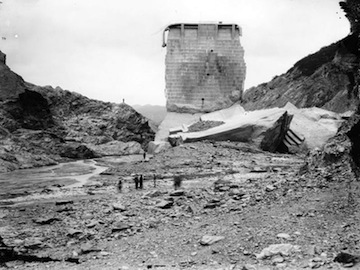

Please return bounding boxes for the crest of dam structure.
[162,22,246,113]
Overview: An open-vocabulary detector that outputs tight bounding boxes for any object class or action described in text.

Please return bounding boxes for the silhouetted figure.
[173,175,183,190]
[117,179,123,193]
[153,174,157,188]
[134,175,139,189]
[139,174,144,189]
[143,152,146,160]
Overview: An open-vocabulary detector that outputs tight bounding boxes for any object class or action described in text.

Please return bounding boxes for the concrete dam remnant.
[163,23,246,113]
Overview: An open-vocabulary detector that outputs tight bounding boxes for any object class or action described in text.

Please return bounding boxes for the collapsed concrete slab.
[163,103,345,153]
[283,102,344,149]
[200,104,245,122]
[169,108,293,152]
[155,112,202,142]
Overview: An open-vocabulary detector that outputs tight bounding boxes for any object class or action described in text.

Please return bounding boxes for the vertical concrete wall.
[164,23,246,113]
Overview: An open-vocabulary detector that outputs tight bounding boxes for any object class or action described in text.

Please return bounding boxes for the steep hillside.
[0,54,155,172]
[242,33,359,113]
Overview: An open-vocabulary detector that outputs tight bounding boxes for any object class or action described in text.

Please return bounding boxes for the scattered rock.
[199,235,225,246]
[169,190,185,196]
[272,255,285,264]
[251,166,267,173]
[256,243,300,259]
[24,238,43,249]
[229,188,246,197]
[86,221,98,228]
[67,229,83,237]
[112,221,131,232]
[112,203,127,212]
[213,179,233,192]
[55,200,74,206]
[334,252,360,265]
[184,205,194,214]
[143,190,163,198]
[242,264,257,270]
[276,233,291,240]
[156,200,173,209]
[33,216,60,225]
[265,185,276,192]
[80,243,101,254]
[254,193,263,201]
[204,198,222,209]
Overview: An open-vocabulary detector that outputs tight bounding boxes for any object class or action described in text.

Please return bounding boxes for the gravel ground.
[0,141,359,270]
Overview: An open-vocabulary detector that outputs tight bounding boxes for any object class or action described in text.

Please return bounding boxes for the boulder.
[169,190,185,196]
[199,235,225,246]
[143,190,163,198]
[156,200,173,209]
[147,141,171,154]
[112,203,127,212]
[33,217,60,225]
[112,221,131,232]
[256,243,300,259]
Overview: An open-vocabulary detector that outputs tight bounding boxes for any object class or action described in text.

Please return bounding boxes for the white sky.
[0,0,350,106]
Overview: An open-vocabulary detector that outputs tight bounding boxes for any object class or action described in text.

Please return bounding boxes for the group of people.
[117,172,184,192]
[133,174,144,189]
[117,174,158,192]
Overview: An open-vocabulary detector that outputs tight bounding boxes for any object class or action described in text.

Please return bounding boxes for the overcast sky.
[0,0,350,106]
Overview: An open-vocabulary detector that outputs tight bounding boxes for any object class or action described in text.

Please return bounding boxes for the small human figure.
[117,179,123,193]
[139,174,144,189]
[134,175,139,189]
[153,174,157,188]
[143,152,146,160]
[122,98,125,103]
[173,175,183,190]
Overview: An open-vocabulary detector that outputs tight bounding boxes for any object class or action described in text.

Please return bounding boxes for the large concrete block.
[163,23,246,113]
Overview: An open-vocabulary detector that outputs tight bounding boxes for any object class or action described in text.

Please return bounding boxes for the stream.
[0,159,110,202]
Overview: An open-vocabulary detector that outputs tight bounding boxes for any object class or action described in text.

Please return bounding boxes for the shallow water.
[0,159,108,200]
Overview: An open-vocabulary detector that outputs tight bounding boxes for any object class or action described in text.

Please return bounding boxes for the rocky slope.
[242,33,359,113]
[242,0,360,113]
[0,55,155,172]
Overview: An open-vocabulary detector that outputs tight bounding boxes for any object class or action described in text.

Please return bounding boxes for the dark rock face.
[0,59,25,101]
[5,90,54,130]
[242,34,359,113]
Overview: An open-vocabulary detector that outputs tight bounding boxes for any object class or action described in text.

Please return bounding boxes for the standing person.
[117,178,123,193]
[139,174,144,189]
[134,175,139,189]
[153,174,157,188]
[173,175,183,190]
[143,151,146,160]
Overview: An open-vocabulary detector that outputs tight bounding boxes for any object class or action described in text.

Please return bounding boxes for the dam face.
[163,23,246,113]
